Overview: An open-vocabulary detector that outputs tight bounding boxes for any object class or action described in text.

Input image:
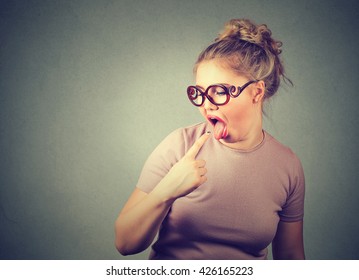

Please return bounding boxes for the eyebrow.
[195,83,231,89]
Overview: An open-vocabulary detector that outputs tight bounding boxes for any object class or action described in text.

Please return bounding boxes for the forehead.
[196,60,246,86]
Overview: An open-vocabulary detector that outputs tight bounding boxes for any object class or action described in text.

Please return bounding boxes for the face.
[195,59,264,147]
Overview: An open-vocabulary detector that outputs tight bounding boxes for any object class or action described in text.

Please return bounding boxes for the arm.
[272,220,305,260]
[114,133,210,256]
[114,187,172,255]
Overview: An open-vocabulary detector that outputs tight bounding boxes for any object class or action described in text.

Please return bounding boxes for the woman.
[115,18,305,260]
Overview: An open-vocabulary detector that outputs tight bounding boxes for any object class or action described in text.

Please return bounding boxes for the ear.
[252,80,266,103]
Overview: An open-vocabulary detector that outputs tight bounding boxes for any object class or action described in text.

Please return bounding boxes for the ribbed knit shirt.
[137,122,305,259]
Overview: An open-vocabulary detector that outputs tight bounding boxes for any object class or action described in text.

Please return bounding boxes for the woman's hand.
[152,132,210,202]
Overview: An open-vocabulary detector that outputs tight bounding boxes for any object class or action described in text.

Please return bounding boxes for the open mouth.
[208,117,219,126]
[207,115,228,140]
[207,115,225,126]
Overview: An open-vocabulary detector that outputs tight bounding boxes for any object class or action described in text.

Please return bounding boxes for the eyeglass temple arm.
[231,80,258,97]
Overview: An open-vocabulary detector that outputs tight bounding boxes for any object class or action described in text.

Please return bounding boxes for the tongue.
[214,121,226,140]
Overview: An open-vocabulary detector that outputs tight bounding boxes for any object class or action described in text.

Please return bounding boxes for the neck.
[220,115,264,150]
[220,129,264,150]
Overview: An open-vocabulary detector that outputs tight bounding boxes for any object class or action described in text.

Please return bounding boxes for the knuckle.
[200,176,207,185]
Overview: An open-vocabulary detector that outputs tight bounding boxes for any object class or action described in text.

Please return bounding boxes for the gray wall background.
[1,0,358,260]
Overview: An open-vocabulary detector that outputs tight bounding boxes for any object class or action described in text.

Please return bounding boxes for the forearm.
[115,191,172,255]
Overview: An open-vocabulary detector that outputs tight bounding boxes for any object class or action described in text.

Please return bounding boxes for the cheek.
[223,98,253,124]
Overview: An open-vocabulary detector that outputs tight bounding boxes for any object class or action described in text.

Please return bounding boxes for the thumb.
[185,131,211,159]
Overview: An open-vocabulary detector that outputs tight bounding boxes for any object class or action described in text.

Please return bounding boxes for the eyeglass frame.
[187,80,259,107]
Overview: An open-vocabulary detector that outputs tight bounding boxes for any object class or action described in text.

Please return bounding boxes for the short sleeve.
[279,154,306,222]
[136,128,187,193]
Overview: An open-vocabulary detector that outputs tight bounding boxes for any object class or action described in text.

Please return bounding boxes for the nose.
[203,96,218,111]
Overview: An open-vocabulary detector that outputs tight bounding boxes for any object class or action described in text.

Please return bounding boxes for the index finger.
[185,132,211,159]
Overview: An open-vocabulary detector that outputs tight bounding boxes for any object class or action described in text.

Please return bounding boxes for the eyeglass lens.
[188,85,228,106]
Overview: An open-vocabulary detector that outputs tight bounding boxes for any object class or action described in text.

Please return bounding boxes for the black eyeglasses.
[187,80,258,107]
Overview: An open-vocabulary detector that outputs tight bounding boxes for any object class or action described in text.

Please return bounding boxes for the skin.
[114,58,305,259]
[196,59,265,150]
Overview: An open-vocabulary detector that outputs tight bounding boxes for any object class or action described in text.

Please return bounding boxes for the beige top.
[137,122,305,259]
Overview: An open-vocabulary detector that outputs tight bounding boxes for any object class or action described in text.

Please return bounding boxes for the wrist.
[150,181,177,205]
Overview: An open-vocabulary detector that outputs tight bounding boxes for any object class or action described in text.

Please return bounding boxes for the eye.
[210,85,227,96]
[215,89,226,96]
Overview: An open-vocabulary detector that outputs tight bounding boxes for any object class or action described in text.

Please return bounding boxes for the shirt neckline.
[214,130,268,154]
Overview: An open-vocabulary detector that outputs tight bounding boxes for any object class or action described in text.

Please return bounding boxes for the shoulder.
[149,122,209,160]
[180,122,209,147]
[264,132,302,166]
[264,132,305,193]
[136,123,208,193]
[162,122,209,150]
[264,132,304,182]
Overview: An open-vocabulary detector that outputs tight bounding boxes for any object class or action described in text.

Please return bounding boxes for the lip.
[206,114,227,126]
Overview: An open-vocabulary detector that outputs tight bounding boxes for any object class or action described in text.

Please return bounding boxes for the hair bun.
[217,19,282,55]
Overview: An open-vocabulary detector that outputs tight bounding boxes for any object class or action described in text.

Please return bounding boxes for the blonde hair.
[194,18,292,99]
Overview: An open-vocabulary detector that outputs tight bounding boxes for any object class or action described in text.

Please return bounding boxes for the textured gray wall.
[1,0,358,260]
